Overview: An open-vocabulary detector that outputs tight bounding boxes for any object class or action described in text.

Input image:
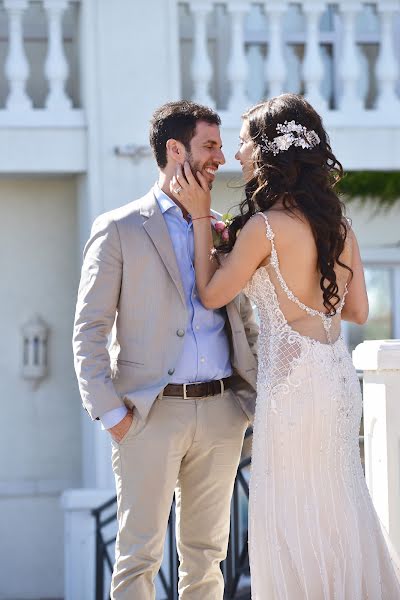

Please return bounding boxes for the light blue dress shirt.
[101,184,232,429]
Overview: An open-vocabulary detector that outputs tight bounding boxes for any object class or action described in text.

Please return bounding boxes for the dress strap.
[255,211,347,341]
[256,212,275,242]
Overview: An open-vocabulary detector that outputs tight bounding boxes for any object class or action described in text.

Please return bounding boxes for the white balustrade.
[226,1,250,113]
[1,0,76,116]
[1,0,400,126]
[337,1,364,112]
[44,0,72,110]
[375,1,400,111]
[190,0,214,107]
[353,340,400,558]
[263,1,287,98]
[180,0,400,117]
[302,1,328,111]
[4,0,32,111]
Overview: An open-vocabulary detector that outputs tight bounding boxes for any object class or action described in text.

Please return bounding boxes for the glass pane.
[347,267,393,352]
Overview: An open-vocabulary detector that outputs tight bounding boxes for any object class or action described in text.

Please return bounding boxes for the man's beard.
[186,151,213,190]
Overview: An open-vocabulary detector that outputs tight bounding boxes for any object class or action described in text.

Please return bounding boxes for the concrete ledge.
[352,339,400,371]
[61,488,114,511]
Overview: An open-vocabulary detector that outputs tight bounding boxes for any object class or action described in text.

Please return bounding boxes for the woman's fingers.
[176,164,189,189]
[183,161,197,185]
[196,170,209,192]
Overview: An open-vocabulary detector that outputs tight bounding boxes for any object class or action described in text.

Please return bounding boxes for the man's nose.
[216,148,226,165]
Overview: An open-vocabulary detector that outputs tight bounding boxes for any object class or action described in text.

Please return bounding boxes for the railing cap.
[352,339,400,371]
[61,489,115,511]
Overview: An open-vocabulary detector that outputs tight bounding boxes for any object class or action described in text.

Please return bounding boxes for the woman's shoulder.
[260,207,309,236]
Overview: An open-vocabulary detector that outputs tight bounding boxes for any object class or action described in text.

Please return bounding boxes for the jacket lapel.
[140,190,186,307]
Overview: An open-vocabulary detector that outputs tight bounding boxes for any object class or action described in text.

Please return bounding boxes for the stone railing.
[353,339,400,559]
[178,1,400,121]
[0,0,82,124]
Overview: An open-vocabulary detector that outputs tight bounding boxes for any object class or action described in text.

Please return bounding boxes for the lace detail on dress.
[256,211,348,343]
[244,212,400,600]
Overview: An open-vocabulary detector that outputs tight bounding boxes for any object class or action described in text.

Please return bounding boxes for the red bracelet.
[191,214,214,221]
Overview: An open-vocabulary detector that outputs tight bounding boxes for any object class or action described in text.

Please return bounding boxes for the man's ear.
[166,139,185,164]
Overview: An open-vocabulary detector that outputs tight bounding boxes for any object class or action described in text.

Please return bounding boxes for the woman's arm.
[172,162,271,308]
[341,229,369,324]
[193,214,271,308]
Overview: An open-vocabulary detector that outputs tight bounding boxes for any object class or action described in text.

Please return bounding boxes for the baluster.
[375,1,400,110]
[284,46,302,94]
[247,45,265,103]
[264,1,287,97]
[4,0,32,111]
[302,1,328,111]
[337,1,363,111]
[44,0,72,110]
[190,1,214,107]
[226,1,250,113]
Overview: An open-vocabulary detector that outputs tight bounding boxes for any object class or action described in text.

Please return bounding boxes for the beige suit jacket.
[73,189,258,422]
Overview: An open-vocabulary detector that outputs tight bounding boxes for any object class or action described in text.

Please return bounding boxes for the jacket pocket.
[117,359,145,367]
[117,409,139,444]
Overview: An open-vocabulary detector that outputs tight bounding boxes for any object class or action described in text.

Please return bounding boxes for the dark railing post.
[169,507,178,600]
[94,512,104,600]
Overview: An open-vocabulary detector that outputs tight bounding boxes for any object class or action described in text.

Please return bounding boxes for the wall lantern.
[22,315,49,388]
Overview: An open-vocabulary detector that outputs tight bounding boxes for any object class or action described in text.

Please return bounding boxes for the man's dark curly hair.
[149,100,221,169]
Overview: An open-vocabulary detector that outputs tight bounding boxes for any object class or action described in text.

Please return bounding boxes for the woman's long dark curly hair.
[220,93,352,315]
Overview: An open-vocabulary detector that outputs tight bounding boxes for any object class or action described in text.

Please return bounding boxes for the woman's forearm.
[192,219,218,300]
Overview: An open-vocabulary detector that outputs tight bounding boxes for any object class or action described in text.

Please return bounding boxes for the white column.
[226,1,250,113]
[44,0,72,110]
[375,1,400,111]
[337,1,363,112]
[264,1,287,97]
[190,1,214,107]
[4,0,32,111]
[61,489,115,600]
[302,1,328,111]
[353,340,400,558]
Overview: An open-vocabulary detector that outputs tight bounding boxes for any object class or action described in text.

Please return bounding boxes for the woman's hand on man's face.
[170,161,211,219]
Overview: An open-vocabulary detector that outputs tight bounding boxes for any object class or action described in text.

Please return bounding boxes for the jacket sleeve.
[239,293,259,363]
[72,215,125,420]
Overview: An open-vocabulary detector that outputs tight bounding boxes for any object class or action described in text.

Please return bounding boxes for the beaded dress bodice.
[244,213,400,600]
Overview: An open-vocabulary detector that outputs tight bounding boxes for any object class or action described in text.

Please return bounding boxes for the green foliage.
[337,171,400,209]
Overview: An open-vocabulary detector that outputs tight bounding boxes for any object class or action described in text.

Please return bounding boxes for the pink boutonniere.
[211,213,233,246]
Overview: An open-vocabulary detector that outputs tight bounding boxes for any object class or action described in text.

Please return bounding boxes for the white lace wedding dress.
[244,213,400,599]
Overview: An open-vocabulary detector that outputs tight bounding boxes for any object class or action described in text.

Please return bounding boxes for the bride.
[170,93,400,599]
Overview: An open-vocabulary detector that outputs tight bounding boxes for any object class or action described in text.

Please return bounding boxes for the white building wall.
[0,178,81,600]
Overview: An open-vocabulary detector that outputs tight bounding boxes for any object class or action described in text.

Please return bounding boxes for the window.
[343,250,400,353]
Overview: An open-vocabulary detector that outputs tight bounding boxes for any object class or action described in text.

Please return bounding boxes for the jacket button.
[168,368,175,376]
[176,329,185,337]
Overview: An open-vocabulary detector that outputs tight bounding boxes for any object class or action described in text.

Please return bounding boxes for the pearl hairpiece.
[260,120,320,156]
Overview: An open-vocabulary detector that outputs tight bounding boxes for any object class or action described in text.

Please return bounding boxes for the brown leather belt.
[163,376,233,399]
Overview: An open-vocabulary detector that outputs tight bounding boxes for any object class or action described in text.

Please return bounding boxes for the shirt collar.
[153,182,183,217]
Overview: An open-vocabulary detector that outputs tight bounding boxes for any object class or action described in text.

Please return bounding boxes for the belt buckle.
[183,383,188,400]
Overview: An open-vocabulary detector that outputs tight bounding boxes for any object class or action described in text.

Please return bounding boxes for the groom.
[73,100,258,599]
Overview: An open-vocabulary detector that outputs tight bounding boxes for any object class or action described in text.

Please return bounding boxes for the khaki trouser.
[110,388,248,600]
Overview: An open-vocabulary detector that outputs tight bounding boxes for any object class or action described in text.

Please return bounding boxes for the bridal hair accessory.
[260,120,320,156]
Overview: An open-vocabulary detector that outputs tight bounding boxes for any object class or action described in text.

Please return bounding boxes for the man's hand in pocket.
[108,410,134,443]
